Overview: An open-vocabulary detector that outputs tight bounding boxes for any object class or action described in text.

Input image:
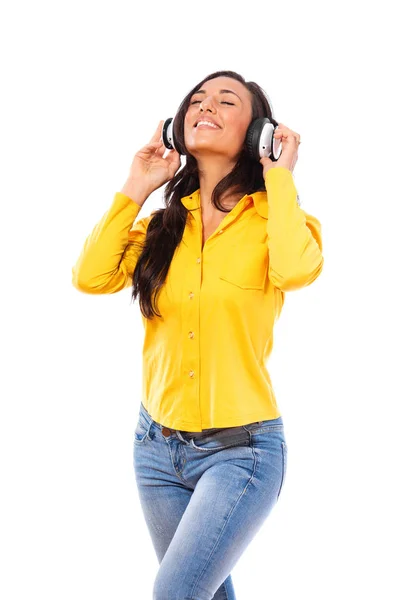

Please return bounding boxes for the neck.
[196,156,241,215]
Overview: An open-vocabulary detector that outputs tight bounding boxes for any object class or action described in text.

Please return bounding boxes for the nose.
[200,96,216,112]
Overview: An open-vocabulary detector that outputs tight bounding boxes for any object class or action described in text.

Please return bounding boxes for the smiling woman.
[72,68,324,600]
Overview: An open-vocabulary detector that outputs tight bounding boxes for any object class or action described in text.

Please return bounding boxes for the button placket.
[175,191,256,427]
[185,256,199,378]
[179,250,200,413]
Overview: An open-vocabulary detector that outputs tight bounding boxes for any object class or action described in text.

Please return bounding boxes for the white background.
[1,0,399,598]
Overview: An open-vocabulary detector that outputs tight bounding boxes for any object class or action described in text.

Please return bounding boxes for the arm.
[71,192,153,294]
[265,167,324,292]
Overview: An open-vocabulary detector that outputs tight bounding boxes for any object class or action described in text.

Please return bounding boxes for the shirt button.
[189,292,194,299]
[188,331,194,339]
[189,370,195,378]
[218,229,224,234]
[196,257,201,263]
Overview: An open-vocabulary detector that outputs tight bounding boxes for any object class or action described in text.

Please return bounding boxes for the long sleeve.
[72,192,153,294]
[264,167,324,292]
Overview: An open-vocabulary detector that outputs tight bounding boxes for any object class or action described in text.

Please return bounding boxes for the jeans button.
[162,426,172,437]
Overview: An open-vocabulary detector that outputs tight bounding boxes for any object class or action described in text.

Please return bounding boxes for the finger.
[276,124,300,142]
[142,141,163,154]
[274,131,297,142]
[154,139,167,157]
[274,131,289,139]
[164,148,180,166]
[276,124,293,136]
[149,120,164,143]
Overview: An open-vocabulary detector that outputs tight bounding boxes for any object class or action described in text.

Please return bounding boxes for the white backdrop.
[1,0,399,598]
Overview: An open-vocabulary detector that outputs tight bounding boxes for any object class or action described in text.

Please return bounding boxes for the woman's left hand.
[259,123,301,177]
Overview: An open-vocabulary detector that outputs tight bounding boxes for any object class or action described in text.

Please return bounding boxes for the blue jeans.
[133,401,288,600]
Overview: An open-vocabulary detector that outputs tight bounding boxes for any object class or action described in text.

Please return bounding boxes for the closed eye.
[190,100,234,105]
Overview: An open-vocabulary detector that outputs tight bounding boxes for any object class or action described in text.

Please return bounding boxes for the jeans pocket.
[277,441,287,499]
[134,416,151,444]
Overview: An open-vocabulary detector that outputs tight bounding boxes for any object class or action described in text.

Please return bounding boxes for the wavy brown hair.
[131,70,278,319]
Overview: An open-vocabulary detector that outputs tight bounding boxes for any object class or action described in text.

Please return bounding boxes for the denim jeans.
[133,401,288,600]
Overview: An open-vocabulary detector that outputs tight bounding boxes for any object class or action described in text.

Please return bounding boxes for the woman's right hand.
[127,120,181,195]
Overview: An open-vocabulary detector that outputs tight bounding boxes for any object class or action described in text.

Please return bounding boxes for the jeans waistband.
[138,401,283,435]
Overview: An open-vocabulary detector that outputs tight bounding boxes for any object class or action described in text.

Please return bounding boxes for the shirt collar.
[180,188,268,219]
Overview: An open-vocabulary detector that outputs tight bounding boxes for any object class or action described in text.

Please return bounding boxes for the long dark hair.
[131,70,278,319]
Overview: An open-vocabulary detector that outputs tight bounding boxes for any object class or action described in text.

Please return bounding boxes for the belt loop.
[175,430,187,442]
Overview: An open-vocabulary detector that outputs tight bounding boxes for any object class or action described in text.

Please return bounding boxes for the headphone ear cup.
[245,119,263,161]
[245,118,279,161]
[162,117,174,150]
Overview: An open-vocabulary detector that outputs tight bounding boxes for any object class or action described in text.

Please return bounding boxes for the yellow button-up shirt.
[72,167,324,431]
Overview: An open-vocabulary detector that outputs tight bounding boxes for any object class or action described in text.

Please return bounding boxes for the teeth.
[196,121,219,129]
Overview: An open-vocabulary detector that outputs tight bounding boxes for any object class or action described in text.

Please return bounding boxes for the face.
[183,76,253,160]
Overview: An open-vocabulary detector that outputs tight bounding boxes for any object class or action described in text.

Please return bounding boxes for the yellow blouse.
[72,167,324,431]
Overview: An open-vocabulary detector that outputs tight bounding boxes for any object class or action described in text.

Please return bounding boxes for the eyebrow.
[192,88,242,101]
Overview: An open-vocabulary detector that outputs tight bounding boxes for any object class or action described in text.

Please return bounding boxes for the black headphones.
[162,116,282,162]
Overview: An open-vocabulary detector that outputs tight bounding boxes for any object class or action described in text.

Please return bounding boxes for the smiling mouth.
[195,123,221,130]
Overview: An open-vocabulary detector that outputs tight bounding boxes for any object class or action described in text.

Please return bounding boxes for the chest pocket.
[219,243,268,290]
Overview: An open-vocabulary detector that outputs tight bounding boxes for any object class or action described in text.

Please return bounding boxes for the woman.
[72,69,324,599]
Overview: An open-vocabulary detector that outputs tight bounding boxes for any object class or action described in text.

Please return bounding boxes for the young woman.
[72,69,324,600]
